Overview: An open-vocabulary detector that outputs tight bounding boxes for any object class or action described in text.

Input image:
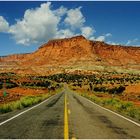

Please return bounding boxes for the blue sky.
[0,1,140,56]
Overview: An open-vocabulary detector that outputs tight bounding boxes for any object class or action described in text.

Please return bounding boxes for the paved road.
[0,92,64,139]
[0,87,140,139]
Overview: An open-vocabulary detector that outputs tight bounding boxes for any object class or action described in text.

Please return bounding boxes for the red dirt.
[125,83,140,95]
[0,87,48,104]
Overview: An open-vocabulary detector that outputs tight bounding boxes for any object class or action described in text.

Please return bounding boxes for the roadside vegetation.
[0,88,62,114]
[0,72,63,113]
[0,95,48,113]
[78,92,140,121]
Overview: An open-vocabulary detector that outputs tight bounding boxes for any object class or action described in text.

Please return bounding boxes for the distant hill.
[1,35,140,75]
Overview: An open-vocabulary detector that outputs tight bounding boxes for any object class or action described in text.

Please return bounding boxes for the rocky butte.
[0,35,140,75]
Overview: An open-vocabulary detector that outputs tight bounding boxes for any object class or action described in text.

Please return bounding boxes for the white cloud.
[1,3,130,48]
[81,26,95,38]
[105,33,112,37]
[107,41,119,45]
[55,29,74,39]
[64,7,85,29]
[95,35,105,42]
[3,3,90,45]
[89,36,95,40]
[0,2,114,46]
[91,33,112,42]
[0,16,9,32]
[9,2,61,45]
[54,6,67,17]
[6,3,95,45]
[126,38,139,46]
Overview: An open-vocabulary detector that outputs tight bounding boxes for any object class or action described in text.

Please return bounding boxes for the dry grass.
[0,88,62,114]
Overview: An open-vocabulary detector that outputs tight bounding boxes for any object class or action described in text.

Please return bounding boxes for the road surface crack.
[99,115,136,138]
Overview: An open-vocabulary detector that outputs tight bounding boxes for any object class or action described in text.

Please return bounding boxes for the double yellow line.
[64,93,69,139]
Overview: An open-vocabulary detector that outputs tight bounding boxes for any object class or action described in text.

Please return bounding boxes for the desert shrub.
[6,82,17,89]
[0,95,48,113]
[109,86,125,94]
[93,85,125,95]
[11,101,23,110]
[126,107,140,120]
[0,104,12,113]
[103,98,120,106]
[89,83,93,91]
[21,96,44,107]
[94,87,106,92]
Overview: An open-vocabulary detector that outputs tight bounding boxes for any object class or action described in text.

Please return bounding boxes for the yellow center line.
[68,109,71,114]
[64,93,69,139]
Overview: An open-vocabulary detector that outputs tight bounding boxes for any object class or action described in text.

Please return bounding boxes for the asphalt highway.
[0,87,140,139]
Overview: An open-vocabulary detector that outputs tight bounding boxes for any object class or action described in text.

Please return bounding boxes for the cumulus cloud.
[54,6,67,17]
[6,3,90,45]
[81,26,95,38]
[0,2,115,46]
[0,16,9,32]
[95,35,106,42]
[9,2,61,45]
[64,7,85,29]
[1,3,87,45]
[55,29,74,39]
[91,33,112,42]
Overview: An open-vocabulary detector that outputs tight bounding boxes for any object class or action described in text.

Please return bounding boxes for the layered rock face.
[1,35,140,75]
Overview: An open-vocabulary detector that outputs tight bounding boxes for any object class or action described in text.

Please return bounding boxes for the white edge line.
[79,95,140,127]
[0,93,60,126]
